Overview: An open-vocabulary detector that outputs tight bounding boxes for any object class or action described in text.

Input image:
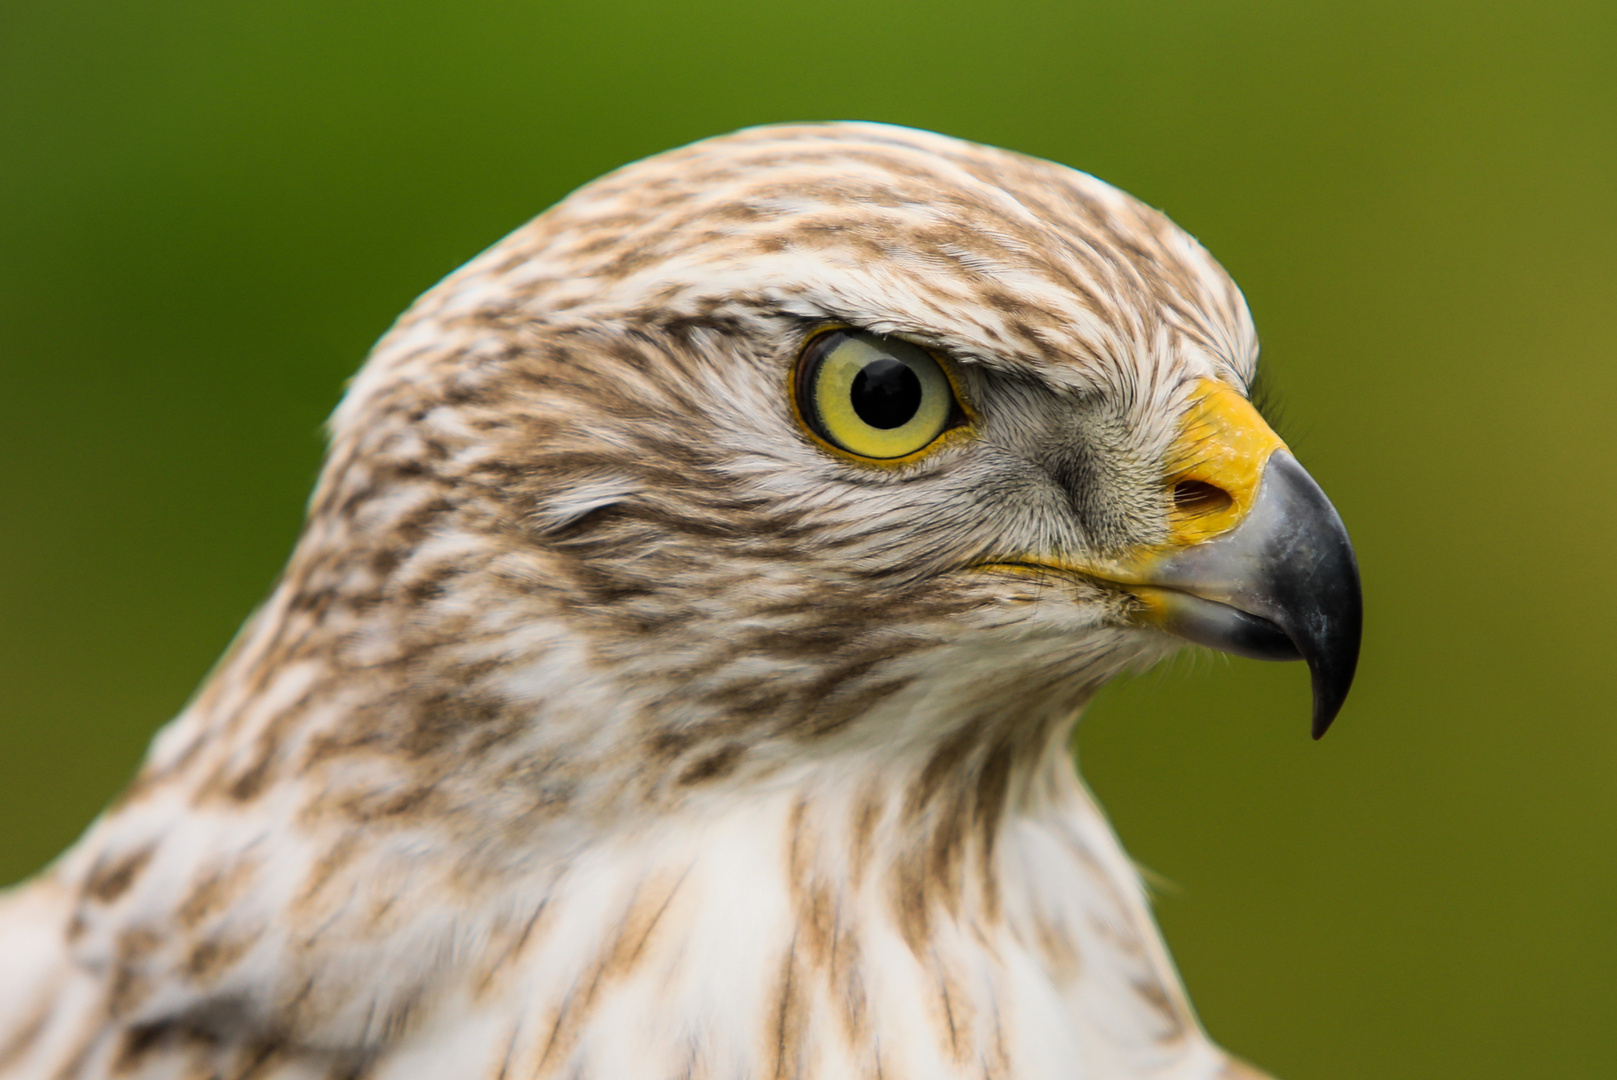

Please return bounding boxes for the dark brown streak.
[82,845,157,906]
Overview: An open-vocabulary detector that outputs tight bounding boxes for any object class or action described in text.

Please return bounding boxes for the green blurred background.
[1,1,1612,1076]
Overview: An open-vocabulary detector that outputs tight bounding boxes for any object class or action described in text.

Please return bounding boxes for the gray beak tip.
[1280,451,1362,741]
[1312,702,1339,741]
[1307,588,1362,740]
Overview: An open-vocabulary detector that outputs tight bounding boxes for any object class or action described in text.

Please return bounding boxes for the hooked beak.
[1133,378,1362,738]
[1132,448,1362,737]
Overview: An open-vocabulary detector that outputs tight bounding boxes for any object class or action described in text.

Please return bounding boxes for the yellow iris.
[799,331,956,460]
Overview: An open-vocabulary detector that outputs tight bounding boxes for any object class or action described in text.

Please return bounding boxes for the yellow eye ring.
[793,329,964,461]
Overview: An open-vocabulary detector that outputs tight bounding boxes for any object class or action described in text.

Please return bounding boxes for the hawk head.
[300,122,1359,794]
[9,123,1362,1080]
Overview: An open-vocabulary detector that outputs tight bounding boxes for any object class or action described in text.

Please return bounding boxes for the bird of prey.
[0,123,1360,1080]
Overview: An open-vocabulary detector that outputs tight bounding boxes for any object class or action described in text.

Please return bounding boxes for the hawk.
[0,123,1360,1080]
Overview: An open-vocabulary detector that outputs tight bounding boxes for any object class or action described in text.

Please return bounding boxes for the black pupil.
[849,357,922,429]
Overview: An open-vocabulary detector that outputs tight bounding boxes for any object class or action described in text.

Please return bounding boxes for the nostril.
[1173,479,1234,515]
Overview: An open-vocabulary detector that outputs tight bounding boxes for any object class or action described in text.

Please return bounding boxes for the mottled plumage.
[0,124,1357,1080]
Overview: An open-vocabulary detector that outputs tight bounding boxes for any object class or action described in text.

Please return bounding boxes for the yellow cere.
[1165,377,1288,546]
[810,334,954,460]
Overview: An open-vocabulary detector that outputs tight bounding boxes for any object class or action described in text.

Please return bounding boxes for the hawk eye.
[794,330,959,460]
